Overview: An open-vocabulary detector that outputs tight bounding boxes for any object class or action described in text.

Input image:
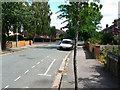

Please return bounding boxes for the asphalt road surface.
[1,44,70,88]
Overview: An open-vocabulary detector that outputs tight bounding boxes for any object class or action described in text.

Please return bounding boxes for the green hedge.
[7,35,24,41]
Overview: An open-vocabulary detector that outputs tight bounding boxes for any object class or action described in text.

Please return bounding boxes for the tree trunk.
[73,2,79,90]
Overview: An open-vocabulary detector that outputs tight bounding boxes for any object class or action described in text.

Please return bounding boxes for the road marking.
[14,76,21,81]
[37,62,40,65]
[4,85,9,89]
[44,59,56,75]
[24,70,29,74]
[32,65,35,68]
[41,56,49,62]
[38,74,51,76]
[24,86,29,88]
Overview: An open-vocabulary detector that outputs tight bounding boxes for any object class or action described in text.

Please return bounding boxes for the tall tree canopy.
[58,2,103,40]
[2,2,52,36]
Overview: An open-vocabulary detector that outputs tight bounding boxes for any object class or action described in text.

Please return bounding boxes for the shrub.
[108,46,120,56]
[88,33,113,45]
[23,37,33,40]
[7,35,24,41]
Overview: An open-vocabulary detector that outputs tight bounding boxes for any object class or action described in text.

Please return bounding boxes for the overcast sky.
[48,0,119,31]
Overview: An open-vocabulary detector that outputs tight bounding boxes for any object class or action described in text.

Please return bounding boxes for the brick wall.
[6,40,33,48]
[25,41,29,46]
[85,42,100,58]
[12,42,16,48]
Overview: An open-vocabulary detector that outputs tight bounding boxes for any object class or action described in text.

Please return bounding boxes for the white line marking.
[14,76,21,81]
[44,59,56,75]
[4,85,9,89]
[24,70,29,74]
[37,62,40,65]
[24,86,29,88]
[32,65,35,68]
[47,56,49,57]
[38,74,51,76]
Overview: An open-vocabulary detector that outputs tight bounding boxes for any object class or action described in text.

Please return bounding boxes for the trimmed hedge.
[7,35,24,41]
[34,38,51,42]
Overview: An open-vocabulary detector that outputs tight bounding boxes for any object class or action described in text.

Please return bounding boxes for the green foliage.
[49,26,57,38]
[88,32,113,45]
[113,33,120,45]
[2,2,52,49]
[23,37,33,40]
[108,46,120,56]
[7,35,23,41]
[58,2,103,40]
[97,47,108,64]
[98,46,120,65]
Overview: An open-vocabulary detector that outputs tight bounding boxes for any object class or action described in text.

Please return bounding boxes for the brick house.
[101,18,120,44]
[56,29,66,38]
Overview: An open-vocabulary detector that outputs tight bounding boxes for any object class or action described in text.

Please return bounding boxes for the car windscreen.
[62,41,71,44]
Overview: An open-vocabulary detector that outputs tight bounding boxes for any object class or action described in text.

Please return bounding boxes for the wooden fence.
[6,40,33,48]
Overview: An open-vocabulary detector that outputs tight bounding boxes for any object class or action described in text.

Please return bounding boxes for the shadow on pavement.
[68,65,119,88]
[82,47,94,59]
[77,65,119,88]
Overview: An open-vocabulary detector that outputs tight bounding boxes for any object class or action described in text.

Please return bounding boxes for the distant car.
[58,39,74,50]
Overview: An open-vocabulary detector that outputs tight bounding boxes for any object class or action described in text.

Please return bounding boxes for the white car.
[58,39,74,50]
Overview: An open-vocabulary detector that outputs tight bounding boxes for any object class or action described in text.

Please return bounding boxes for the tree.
[49,26,57,40]
[2,2,52,49]
[2,2,26,47]
[58,2,103,40]
[58,1,103,89]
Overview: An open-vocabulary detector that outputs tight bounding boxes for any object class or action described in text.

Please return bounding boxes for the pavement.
[60,46,120,89]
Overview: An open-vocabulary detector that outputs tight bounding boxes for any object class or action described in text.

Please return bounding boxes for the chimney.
[106,24,108,28]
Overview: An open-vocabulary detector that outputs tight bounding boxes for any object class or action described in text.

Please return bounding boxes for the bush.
[88,33,113,45]
[34,38,50,42]
[108,46,120,56]
[7,35,24,41]
[34,38,43,42]
[23,37,33,40]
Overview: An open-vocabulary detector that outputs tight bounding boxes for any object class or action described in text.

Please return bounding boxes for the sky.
[48,0,119,31]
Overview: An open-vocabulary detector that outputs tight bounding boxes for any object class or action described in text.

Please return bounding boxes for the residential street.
[61,46,120,88]
[1,43,70,88]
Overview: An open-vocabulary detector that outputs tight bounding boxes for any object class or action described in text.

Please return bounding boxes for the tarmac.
[1,43,120,89]
[60,46,120,89]
[0,42,52,56]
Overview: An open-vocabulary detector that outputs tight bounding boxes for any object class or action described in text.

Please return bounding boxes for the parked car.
[57,39,74,50]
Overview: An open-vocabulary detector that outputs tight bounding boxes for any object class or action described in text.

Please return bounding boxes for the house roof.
[56,29,66,34]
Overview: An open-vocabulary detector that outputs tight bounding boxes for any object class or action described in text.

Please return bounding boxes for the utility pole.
[73,2,79,90]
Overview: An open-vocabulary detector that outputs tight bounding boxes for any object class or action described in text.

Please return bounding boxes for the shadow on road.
[82,47,94,59]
